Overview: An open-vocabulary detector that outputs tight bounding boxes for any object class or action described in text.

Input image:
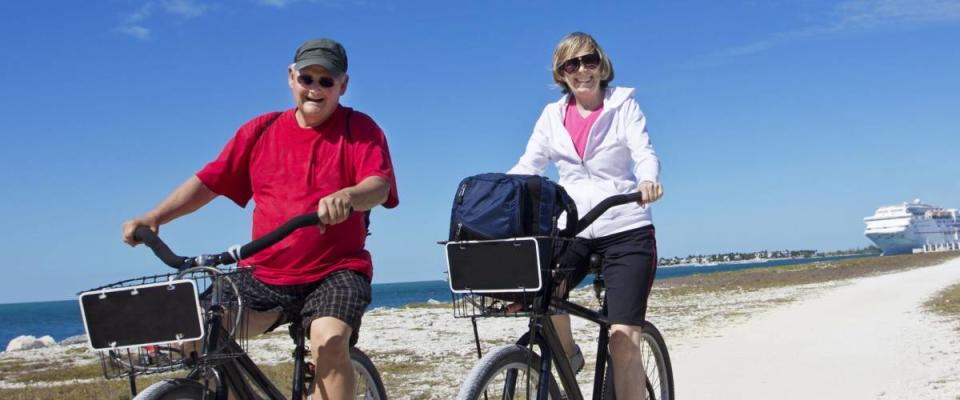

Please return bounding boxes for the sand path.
[671,257,960,400]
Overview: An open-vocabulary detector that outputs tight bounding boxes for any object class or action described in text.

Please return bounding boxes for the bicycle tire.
[350,347,389,400]
[133,378,211,400]
[602,321,674,400]
[457,344,562,400]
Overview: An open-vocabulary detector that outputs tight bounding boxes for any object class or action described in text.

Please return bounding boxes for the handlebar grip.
[236,213,321,261]
[574,192,645,235]
[133,226,190,269]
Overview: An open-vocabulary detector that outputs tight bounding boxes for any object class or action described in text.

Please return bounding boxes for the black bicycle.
[446,193,674,400]
[79,213,387,399]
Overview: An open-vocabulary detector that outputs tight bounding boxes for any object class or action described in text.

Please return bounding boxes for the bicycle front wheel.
[133,378,212,400]
[351,347,388,399]
[603,321,674,400]
[457,344,562,400]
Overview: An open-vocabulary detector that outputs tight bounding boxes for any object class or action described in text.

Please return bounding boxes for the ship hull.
[865,232,921,255]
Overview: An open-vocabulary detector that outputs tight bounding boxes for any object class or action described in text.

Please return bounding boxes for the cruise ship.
[864,200,960,255]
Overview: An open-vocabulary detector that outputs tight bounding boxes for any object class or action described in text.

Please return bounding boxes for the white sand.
[672,257,960,400]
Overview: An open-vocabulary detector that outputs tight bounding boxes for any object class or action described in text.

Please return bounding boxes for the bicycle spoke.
[477,362,542,400]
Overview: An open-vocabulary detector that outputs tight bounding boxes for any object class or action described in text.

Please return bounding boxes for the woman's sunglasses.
[560,52,600,74]
[296,75,336,88]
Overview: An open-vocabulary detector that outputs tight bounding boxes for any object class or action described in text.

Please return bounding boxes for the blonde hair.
[551,32,615,93]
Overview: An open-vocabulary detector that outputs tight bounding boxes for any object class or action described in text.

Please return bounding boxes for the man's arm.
[121,176,218,246]
[316,176,390,231]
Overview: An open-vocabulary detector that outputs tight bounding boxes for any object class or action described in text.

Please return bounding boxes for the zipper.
[581,160,596,238]
[456,182,468,204]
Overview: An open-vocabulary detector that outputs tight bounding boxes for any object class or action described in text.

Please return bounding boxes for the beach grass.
[926,282,960,330]
[401,302,450,309]
[0,366,172,400]
[0,382,133,400]
[656,251,960,295]
[4,361,103,383]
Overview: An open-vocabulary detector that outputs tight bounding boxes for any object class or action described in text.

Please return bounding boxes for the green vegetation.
[401,301,450,309]
[0,363,173,400]
[926,283,960,330]
[6,362,104,383]
[657,251,959,296]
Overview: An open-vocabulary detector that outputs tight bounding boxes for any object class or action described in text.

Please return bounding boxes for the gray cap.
[293,38,348,75]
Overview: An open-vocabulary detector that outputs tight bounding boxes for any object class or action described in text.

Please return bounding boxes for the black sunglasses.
[296,74,336,88]
[560,52,600,74]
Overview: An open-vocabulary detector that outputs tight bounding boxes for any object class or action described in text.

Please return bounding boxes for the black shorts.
[218,268,372,346]
[558,225,658,326]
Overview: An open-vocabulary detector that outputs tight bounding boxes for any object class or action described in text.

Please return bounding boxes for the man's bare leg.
[309,317,355,400]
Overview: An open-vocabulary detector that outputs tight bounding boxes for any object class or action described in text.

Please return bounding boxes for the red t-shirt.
[196,106,399,285]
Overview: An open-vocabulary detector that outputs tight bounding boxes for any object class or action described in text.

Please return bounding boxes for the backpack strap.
[524,176,543,236]
[255,111,283,139]
[342,108,373,236]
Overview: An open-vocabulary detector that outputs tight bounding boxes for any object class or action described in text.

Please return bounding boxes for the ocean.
[0,254,870,349]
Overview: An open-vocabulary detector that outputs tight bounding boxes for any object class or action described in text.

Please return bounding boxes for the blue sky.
[1,0,958,303]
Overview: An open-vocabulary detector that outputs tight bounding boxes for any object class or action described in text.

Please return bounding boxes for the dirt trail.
[672,258,960,400]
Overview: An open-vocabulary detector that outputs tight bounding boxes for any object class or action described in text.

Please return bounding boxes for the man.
[122,38,399,399]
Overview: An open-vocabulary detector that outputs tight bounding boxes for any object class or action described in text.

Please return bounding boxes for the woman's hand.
[637,181,663,208]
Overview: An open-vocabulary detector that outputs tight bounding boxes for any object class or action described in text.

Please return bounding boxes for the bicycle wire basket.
[445,237,573,319]
[80,267,251,379]
[450,290,540,318]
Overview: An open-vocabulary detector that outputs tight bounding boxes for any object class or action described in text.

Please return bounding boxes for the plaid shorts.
[219,268,372,346]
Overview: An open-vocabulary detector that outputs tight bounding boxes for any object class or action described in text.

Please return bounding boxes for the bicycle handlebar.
[133,213,321,270]
[572,192,645,235]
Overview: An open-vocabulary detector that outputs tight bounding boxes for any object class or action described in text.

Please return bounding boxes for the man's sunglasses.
[559,52,600,74]
[296,75,336,88]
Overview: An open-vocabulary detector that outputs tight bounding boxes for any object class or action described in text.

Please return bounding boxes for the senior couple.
[122,32,663,399]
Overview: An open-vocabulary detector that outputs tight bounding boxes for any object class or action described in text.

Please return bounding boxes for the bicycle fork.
[291,319,307,400]
[592,323,611,400]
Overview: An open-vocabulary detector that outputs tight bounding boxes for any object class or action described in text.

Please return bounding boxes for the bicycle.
[79,213,388,399]
[446,193,674,400]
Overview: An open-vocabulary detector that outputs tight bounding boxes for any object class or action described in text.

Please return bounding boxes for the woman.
[507,32,663,399]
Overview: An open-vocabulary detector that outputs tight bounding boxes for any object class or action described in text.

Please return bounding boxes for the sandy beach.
[673,256,960,400]
[1,254,958,399]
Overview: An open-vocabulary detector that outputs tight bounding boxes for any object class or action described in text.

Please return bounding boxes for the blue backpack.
[449,173,579,241]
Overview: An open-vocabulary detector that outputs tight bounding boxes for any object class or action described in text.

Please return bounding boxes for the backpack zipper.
[456,182,468,204]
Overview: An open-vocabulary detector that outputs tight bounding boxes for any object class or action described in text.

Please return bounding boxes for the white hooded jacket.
[508,86,660,239]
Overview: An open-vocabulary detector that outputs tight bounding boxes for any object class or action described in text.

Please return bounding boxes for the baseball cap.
[293,38,348,76]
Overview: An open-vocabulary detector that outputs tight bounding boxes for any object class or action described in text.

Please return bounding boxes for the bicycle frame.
[509,273,612,400]
[180,298,295,400]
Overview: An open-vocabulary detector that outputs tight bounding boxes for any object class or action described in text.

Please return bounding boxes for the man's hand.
[317,190,354,232]
[122,216,159,247]
[637,181,664,208]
